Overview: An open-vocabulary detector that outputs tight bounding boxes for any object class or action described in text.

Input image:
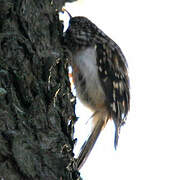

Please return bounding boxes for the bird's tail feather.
[77,111,108,170]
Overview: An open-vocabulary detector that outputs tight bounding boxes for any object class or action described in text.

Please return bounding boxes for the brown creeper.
[63,10,130,170]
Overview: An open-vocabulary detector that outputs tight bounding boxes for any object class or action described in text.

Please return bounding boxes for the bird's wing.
[95,41,130,147]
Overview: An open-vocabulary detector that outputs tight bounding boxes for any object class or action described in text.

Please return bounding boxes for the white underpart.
[73,46,105,109]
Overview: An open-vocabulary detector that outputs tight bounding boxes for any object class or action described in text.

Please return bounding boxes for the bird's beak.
[62,8,72,19]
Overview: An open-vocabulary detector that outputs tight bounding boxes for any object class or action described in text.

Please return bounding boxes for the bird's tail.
[77,110,108,170]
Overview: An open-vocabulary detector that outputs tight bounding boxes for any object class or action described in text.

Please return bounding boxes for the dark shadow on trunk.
[0,0,79,179]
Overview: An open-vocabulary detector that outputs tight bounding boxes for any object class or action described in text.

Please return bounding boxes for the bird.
[62,9,130,170]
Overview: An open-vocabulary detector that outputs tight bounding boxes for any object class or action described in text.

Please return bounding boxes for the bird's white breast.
[72,46,105,110]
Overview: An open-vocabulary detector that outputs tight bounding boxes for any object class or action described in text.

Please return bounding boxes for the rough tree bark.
[0,0,79,179]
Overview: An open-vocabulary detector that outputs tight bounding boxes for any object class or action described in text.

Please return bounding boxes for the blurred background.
[62,0,180,179]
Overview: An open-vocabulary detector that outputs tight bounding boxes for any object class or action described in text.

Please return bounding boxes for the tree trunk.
[0,0,79,179]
